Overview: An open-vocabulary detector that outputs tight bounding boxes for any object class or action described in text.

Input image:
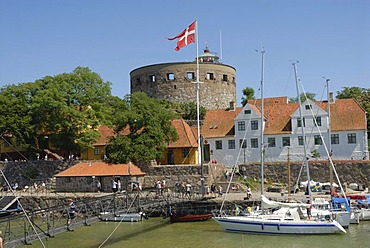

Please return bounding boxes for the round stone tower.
[130,46,236,110]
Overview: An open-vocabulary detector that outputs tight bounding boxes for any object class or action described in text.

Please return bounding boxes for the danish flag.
[167,20,196,51]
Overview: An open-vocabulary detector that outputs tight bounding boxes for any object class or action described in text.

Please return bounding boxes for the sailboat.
[213,54,346,235]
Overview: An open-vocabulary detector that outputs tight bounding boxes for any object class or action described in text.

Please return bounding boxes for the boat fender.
[277,223,280,231]
[261,223,264,230]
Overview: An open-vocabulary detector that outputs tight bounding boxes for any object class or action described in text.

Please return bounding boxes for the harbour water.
[29,217,370,248]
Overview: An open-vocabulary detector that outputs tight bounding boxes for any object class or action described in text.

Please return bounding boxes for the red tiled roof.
[167,119,198,148]
[55,162,145,177]
[201,107,243,138]
[94,126,115,146]
[252,98,366,134]
[317,99,366,131]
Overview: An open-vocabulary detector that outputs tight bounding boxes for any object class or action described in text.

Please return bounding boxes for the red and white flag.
[167,20,196,51]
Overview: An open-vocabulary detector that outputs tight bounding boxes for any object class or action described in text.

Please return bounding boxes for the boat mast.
[293,62,312,202]
[260,49,265,195]
[326,79,334,195]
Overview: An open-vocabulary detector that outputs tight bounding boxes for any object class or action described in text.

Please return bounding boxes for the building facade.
[203,97,369,167]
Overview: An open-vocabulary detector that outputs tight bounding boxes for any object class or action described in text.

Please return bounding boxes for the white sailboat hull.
[213,216,346,235]
[359,208,370,220]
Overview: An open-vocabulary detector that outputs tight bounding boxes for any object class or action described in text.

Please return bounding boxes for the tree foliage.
[241,87,255,106]
[107,92,179,164]
[175,102,206,121]
[0,67,112,156]
[289,92,317,103]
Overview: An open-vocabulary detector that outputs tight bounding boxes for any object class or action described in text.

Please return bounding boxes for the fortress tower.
[130,46,236,110]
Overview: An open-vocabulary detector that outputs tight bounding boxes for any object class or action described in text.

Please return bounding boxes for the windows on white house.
[215,140,223,149]
[251,138,258,148]
[238,121,246,131]
[331,134,339,144]
[251,120,258,130]
[228,140,235,149]
[268,137,276,147]
[347,133,356,144]
[282,137,290,147]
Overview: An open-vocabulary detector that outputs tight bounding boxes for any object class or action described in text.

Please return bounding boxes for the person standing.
[67,199,76,230]
[96,180,101,192]
[0,230,3,248]
[112,180,117,193]
[117,179,121,192]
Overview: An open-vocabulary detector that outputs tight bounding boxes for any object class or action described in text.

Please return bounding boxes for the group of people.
[210,183,224,197]
[156,179,166,195]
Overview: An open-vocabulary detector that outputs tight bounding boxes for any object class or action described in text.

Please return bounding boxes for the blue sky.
[1,0,369,106]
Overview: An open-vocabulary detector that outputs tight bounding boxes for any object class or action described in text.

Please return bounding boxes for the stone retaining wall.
[239,160,370,185]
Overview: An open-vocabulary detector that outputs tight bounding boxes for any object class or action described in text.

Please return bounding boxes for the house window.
[215,140,223,150]
[167,73,175,80]
[251,120,258,130]
[305,105,312,110]
[298,136,304,146]
[182,149,189,158]
[94,148,101,155]
[206,73,214,80]
[314,135,322,145]
[187,72,195,80]
[251,138,258,148]
[149,75,156,82]
[222,74,228,81]
[228,140,235,149]
[331,134,339,144]
[268,137,276,147]
[238,121,245,131]
[282,137,290,147]
[297,118,305,127]
[244,110,251,114]
[314,116,322,126]
[239,139,247,148]
[347,133,356,144]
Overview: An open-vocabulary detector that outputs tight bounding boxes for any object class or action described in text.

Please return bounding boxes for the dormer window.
[244,110,251,114]
[305,105,312,110]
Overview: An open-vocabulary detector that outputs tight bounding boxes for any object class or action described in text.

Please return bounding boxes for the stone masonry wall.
[130,62,236,110]
[239,160,370,186]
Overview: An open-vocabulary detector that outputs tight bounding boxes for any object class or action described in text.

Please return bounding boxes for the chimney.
[329,92,335,104]
[229,101,235,111]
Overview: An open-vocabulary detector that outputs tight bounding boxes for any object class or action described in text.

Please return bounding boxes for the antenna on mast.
[219,30,223,63]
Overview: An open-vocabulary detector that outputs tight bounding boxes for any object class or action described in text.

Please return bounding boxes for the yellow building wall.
[158,148,198,165]
[81,145,107,160]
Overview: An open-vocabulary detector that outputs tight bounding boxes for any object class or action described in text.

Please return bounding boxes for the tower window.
[206,73,214,80]
[187,72,195,80]
[167,73,175,81]
[149,75,156,82]
[223,74,228,81]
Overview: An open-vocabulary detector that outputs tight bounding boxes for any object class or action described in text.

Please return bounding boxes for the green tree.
[31,66,112,156]
[0,82,38,150]
[107,92,179,164]
[289,92,317,103]
[176,102,206,121]
[336,86,364,99]
[241,87,255,106]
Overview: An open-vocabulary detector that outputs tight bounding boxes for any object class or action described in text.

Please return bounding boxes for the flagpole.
[195,19,204,197]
